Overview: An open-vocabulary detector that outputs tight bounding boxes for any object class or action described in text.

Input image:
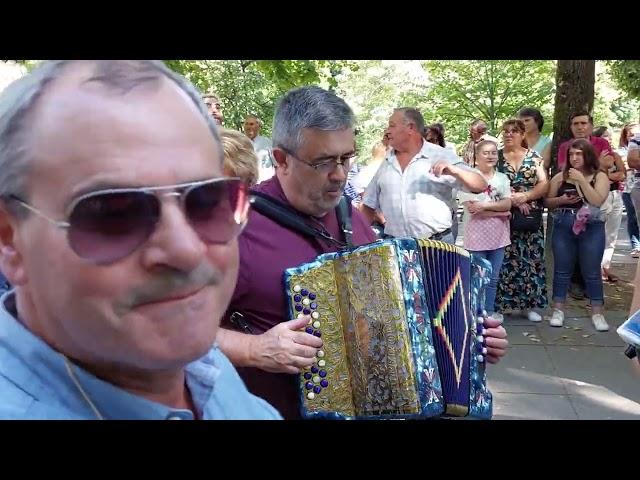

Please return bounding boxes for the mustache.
[325,181,346,193]
[122,262,223,310]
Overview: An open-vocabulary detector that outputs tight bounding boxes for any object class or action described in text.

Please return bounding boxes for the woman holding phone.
[545,139,610,331]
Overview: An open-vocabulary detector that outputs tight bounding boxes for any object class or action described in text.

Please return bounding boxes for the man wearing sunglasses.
[0,60,281,420]
[217,86,509,419]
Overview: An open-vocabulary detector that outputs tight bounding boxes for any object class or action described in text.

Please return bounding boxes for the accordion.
[284,238,493,420]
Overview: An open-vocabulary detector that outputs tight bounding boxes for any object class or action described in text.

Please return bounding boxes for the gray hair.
[0,60,222,211]
[395,107,425,135]
[272,86,354,152]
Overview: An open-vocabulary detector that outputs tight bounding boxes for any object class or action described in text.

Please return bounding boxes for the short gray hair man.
[272,85,355,152]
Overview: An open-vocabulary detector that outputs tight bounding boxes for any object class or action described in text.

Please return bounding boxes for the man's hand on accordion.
[248,316,324,374]
[482,316,508,364]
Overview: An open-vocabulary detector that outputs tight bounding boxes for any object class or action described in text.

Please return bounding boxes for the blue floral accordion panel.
[283,237,493,420]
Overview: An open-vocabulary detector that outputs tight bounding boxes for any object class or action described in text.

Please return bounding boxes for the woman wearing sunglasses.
[0,60,281,420]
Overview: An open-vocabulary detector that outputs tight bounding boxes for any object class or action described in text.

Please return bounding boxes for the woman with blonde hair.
[219,128,260,187]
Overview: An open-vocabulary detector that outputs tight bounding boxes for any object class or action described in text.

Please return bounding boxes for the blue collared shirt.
[0,291,282,420]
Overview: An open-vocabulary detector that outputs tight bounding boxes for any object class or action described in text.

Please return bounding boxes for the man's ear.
[0,203,28,286]
[272,148,289,171]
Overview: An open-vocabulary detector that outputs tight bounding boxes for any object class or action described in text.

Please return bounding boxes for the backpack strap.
[249,191,347,249]
[336,195,353,247]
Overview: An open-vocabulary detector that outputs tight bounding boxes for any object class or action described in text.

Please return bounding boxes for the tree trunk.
[549,60,596,176]
[545,60,596,287]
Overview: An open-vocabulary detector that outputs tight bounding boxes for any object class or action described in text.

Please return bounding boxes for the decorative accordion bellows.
[284,238,493,420]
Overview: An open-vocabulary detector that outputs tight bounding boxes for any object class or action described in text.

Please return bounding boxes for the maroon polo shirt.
[222,176,376,419]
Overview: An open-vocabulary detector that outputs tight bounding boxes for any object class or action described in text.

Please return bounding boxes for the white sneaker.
[528,311,542,322]
[549,309,564,327]
[591,314,609,332]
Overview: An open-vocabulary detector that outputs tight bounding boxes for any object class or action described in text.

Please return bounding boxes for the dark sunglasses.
[9,177,249,264]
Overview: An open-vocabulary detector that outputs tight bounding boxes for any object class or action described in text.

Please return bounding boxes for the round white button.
[297,313,305,319]
[302,298,310,306]
[313,321,321,329]
[313,375,321,383]
[318,360,326,367]
[312,312,320,319]
[317,350,325,358]
[307,392,315,400]
[293,285,301,293]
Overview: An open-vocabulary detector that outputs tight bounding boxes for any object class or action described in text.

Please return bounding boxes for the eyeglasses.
[9,177,249,264]
[502,129,522,136]
[279,146,356,174]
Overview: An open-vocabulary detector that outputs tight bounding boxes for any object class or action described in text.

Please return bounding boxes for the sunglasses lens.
[68,191,159,263]
[185,179,248,244]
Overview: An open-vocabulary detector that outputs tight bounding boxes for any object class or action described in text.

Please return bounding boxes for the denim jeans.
[552,211,605,306]
[622,192,640,250]
[471,247,505,314]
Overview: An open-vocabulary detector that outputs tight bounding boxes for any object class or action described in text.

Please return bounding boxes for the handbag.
[510,206,542,232]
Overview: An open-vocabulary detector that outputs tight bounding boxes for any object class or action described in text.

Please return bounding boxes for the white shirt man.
[364,140,477,238]
[362,108,486,242]
[244,115,275,182]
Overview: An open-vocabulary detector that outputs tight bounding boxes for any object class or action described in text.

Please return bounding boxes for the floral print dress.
[495,150,548,311]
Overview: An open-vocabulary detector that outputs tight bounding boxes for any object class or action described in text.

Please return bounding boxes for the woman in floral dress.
[495,119,549,321]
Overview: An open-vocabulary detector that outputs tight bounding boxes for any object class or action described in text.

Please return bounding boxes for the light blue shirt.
[0,291,282,420]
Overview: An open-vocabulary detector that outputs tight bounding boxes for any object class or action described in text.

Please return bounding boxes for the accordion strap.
[250,190,349,249]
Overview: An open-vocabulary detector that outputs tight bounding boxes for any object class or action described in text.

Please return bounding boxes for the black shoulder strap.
[249,191,346,248]
[336,196,353,247]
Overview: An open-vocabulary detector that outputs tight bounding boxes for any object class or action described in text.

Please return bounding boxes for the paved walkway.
[485,214,640,419]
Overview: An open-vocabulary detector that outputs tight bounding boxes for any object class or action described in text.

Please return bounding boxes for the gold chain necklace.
[63,356,104,420]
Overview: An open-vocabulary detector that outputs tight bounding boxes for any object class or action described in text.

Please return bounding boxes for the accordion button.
[311,366,319,374]
[301,289,309,296]
[305,382,314,390]
[318,360,326,367]
[476,335,484,343]
[309,292,316,300]
[476,317,484,325]
[305,327,314,335]
[302,298,310,306]
[295,305,303,312]
[307,392,315,400]
[294,294,302,303]
[313,321,321,329]
[297,313,305,320]
[319,370,327,378]
[311,312,320,319]
[320,380,328,388]
[313,375,321,383]
[313,331,322,337]
[317,350,325,358]
[313,386,322,394]
[310,303,317,310]
[482,347,488,355]
[303,308,311,315]
[304,372,312,380]
[476,355,484,363]
[293,285,301,293]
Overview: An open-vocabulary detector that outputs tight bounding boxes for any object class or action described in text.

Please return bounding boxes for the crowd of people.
[0,59,636,420]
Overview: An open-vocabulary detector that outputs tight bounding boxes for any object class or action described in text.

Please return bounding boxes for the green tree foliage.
[417,60,556,146]
[164,60,355,137]
[335,60,429,163]
[607,60,640,100]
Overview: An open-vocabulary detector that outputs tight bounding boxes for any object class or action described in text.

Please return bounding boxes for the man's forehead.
[572,116,589,123]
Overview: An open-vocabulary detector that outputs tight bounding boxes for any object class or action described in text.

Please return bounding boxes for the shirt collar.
[0,290,220,420]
